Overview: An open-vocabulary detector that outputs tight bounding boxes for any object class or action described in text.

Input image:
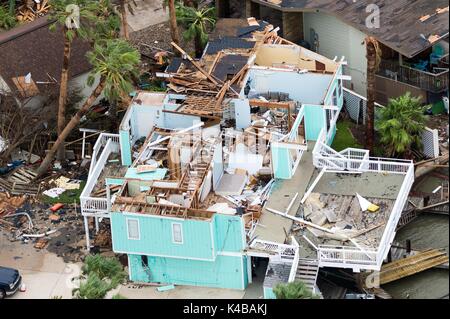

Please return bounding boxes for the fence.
[343,88,440,159]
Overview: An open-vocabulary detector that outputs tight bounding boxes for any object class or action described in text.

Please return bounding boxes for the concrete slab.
[126,0,169,33]
[254,142,316,243]
[119,284,245,299]
[312,171,405,200]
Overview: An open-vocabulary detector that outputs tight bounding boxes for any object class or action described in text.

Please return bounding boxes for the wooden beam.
[249,99,290,109]
[171,42,219,85]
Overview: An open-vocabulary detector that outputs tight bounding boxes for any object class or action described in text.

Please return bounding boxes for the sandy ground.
[0,231,246,299]
[125,0,169,33]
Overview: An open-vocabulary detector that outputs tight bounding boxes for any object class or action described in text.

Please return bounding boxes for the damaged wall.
[303,12,367,96]
[248,69,334,105]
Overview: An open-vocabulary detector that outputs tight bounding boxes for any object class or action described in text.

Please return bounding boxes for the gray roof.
[263,261,292,288]
[0,17,92,97]
[204,37,255,55]
[252,0,449,58]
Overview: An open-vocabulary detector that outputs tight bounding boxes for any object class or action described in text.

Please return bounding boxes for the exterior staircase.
[294,258,320,293]
[179,143,215,191]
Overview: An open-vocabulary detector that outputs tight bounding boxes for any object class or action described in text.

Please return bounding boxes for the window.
[127,218,140,240]
[172,223,183,244]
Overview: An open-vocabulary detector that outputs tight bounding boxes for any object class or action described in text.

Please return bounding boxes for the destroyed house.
[79,21,414,294]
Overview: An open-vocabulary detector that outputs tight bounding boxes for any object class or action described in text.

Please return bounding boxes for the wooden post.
[406,239,411,254]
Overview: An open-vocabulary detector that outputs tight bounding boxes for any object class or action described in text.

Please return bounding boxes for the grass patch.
[40,181,86,205]
[331,120,363,152]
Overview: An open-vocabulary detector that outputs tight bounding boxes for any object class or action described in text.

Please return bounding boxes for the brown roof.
[251,0,449,58]
[0,17,92,96]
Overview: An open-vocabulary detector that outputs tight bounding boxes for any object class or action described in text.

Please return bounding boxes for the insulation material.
[228,144,263,175]
[207,203,237,215]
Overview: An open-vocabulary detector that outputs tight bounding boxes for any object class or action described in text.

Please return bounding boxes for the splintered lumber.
[214,81,230,109]
[365,249,449,286]
[171,42,219,85]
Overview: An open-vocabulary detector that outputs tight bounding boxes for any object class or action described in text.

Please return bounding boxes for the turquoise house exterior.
[110,211,250,289]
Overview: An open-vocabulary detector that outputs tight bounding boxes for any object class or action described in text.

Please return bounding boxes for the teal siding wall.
[213,214,245,253]
[271,146,292,179]
[304,105,326,141]
[111,213,214,260]
[105,178,125,186]
[243,256,249,287]
[119,130,132,166]
[128,254,245,290]
[264,287,276,299]
[125,168,168,181]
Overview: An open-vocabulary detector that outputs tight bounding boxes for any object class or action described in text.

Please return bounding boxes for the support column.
[282,12,304,44]
[215,0,230,18]
[245,0,259,19]
[81,131,86,159]
[95,217,99,233]
[84,216,90,251]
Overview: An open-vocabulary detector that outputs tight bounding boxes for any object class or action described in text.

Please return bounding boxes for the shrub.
[273,281,320,299]
[72,273,112,299]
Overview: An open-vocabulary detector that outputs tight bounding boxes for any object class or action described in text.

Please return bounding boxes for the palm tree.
[36,39,140,176]
[376,92,427,157]
[273,281,320,299]
[118,0,129,39]
[168,0,181,47]
[365,36,381,152]
[176,3,216,57]
[49,0,99,160]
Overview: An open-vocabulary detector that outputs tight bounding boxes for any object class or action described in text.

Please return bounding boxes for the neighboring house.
[0,17,95,108]
[79,20,414,296]
[216,0,449,104]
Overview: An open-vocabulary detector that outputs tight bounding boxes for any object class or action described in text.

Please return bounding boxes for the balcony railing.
[312,129,415,271]
[377,59,449,93]
[81,134,120,217]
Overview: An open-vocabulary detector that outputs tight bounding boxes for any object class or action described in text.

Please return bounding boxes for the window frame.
[126,218,140,240]
[171,222,183,244]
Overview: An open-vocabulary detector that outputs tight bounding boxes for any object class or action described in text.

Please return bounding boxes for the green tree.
[273,281,320,299]
[376,92,427,157]
[0,4,16,30]
[36,39,140,176]
[176,3,216,57]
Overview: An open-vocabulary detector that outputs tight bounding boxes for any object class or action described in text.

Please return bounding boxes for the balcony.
[377,58,449,93]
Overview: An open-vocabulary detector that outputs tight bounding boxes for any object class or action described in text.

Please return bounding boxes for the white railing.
[318,245,379,269]
[250,239,296,261]
[311,128,415,270]
[288,237,300,283]
[81,137,120,216]
[89,133,120,177]
[375,164,414,266]
[313,129,412,174]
